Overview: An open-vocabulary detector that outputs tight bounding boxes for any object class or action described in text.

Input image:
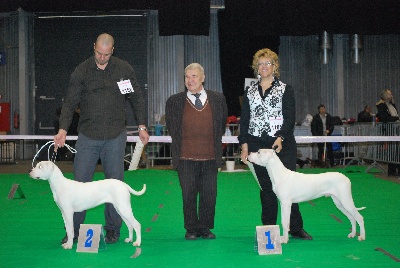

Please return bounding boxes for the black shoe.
[185,231,198,240]
[290,229,313,240]
[61,234,78,244]
[199,229,216,239]
[104,230,119,244]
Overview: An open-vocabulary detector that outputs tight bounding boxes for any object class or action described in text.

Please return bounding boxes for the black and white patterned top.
[238,77,296,145]
[248,79,286,137]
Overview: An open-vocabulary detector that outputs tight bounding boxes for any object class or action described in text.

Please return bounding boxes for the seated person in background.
[357,105,373,122]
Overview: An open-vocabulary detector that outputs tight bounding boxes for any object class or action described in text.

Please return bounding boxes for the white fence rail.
[1,123,399,172]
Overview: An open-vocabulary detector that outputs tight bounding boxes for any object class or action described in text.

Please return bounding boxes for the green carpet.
[0,166,399,267]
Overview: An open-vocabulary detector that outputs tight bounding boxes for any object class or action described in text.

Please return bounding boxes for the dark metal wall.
[34,11,148,134]
[279,34,400,123]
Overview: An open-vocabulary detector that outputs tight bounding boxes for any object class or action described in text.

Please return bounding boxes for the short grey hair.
[185,63,204,76]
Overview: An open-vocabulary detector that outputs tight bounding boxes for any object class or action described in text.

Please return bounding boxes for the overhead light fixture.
[350,34,363,64]
[319,31,333,64]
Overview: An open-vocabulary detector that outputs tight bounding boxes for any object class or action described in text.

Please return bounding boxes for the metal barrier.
[0,141,16,164]
[1,123,399,173]
[131,123,400,171]
[361,123,399,172]
[335,122,400,173]
[143,125,172,167]
[223,124,241,162]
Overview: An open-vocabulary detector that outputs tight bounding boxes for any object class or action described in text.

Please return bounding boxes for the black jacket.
[376,100,399,123]
[311,113,335,136]
[357,111,373,123]
[60,56,146,140]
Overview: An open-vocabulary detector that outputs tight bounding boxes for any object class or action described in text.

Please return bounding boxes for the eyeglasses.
[257,61,274,67]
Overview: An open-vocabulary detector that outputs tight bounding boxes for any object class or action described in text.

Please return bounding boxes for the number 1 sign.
[76,224,106,253]
[255,225,282,255]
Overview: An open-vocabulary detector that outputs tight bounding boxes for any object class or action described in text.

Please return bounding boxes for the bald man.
[54,33,149,245]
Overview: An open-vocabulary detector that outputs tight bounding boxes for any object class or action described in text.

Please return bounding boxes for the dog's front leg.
[62,211,74,250]
[280,202,292,244]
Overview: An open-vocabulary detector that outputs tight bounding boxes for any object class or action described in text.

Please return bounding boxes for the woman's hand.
[241,143,249,164]
[272,137,283,153]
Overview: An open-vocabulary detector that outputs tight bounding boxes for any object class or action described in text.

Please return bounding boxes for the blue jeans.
[72,131,127,237]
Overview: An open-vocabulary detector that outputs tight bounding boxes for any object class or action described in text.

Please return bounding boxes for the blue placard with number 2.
[85,229,94,247]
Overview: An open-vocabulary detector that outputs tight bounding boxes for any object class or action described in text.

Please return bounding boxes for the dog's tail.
[357,207,366,210]
[128,184,146,196]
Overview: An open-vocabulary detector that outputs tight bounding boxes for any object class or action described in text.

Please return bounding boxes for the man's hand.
[54,129,67,149]
[138,125,149,145]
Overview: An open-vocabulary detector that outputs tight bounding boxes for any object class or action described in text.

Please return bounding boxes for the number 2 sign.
[76,224,106,253]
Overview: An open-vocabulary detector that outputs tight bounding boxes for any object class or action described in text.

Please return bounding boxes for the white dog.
[29,161,146,249]
[247,149,365,244]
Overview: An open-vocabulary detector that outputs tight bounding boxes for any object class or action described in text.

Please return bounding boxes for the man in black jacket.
[54,33,149,245]
[311,104,335,167]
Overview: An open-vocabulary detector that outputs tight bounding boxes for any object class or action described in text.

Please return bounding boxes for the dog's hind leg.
[354,212,365,241]
[280,202,292,244]
[331,195,359,239]
[118,208,141,247]
[130,216,141,246]
[332,195,365,241]
[352,210,365,241]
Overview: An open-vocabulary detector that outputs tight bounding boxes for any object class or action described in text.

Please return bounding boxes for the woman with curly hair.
[239,48,312,240]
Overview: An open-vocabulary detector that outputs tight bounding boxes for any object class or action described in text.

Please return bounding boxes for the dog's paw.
[280,236,288,244]
[124,238,132,243]
[347,233,356,239]
[358,235,365,241]
[132,240,141,247]
[62,242,73,249]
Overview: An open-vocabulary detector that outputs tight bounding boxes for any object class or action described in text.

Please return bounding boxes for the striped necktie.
[192,93,203,109]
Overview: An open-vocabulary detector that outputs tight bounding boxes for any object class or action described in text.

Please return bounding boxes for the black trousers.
[317,142,335,166]
[177,159,218,232]
[248,137,304,233]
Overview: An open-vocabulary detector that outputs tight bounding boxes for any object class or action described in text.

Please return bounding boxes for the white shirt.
[187,88,207,106]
